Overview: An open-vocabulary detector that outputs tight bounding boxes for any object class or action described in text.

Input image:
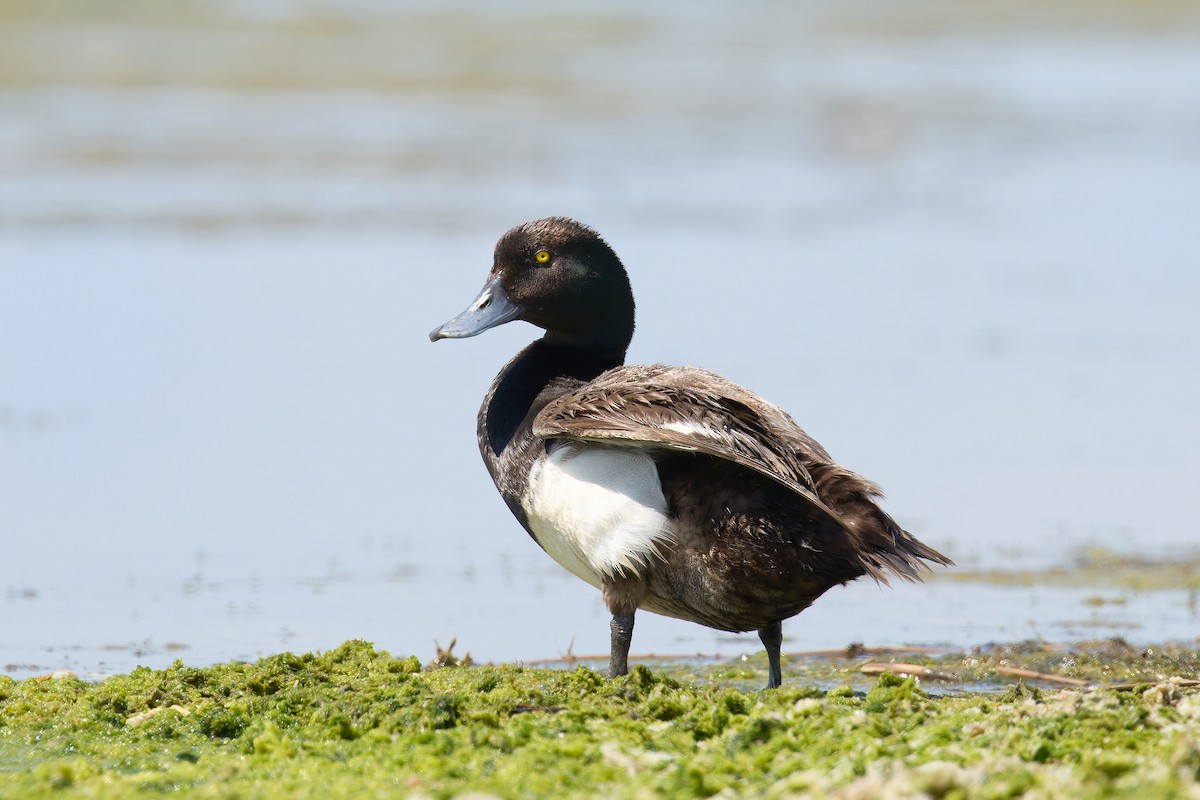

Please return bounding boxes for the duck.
[429,217,952,689]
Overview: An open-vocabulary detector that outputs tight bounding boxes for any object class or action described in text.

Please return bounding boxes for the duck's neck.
[478,337,626,461]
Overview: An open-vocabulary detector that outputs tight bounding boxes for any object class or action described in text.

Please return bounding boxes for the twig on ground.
[995,665,1088,687]
[859,662,959,681]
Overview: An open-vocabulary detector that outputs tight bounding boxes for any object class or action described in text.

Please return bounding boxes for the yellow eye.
[534,249,551,264]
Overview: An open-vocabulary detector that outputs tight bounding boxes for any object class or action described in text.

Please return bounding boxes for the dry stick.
[859,662,959,681]
[994,665,1089,687]
[1105,678,1200,692]
[789,645,946,658]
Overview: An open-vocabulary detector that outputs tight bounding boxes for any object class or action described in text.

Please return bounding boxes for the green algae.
[943,546,1200,592]
[2,641,1200,798]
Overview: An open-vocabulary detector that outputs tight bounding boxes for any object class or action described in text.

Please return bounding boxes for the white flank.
[523,443,672,587]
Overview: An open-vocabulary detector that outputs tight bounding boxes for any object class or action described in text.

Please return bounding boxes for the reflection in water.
[1,0,1199,678]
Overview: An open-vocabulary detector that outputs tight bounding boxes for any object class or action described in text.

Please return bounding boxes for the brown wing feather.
[532,364,850,533]
[533,364,952,583]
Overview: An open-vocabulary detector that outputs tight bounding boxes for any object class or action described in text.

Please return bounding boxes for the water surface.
[2,0,1199,678]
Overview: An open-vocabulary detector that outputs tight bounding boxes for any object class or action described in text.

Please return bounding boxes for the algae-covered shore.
[3,640,1200,799]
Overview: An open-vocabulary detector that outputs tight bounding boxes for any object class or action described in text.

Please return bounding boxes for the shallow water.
[2,0,1199,679]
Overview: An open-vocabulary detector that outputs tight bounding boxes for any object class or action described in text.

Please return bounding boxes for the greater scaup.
[430,217,951,688]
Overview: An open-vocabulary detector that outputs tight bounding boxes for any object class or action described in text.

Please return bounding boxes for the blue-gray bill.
[429,275,524,342]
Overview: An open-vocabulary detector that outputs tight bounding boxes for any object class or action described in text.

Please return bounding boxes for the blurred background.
[2,0,1199,678]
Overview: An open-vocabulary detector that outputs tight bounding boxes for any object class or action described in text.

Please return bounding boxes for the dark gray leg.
[608,612,636,678]
[758,622,783,689]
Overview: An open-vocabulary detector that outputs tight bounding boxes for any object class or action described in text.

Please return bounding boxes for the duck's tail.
[812,465,954,584]
[863,509,954,584]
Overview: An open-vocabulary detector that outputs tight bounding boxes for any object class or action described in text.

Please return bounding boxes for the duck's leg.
[758,622,783,689]
[603,573,646,678]
[608,612,635,677]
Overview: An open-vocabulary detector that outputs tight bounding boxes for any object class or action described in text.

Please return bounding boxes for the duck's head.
[429,217,635,354]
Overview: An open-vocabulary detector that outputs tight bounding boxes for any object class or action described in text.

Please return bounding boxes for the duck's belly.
[638,559,824,633]
[521,443,672,587]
